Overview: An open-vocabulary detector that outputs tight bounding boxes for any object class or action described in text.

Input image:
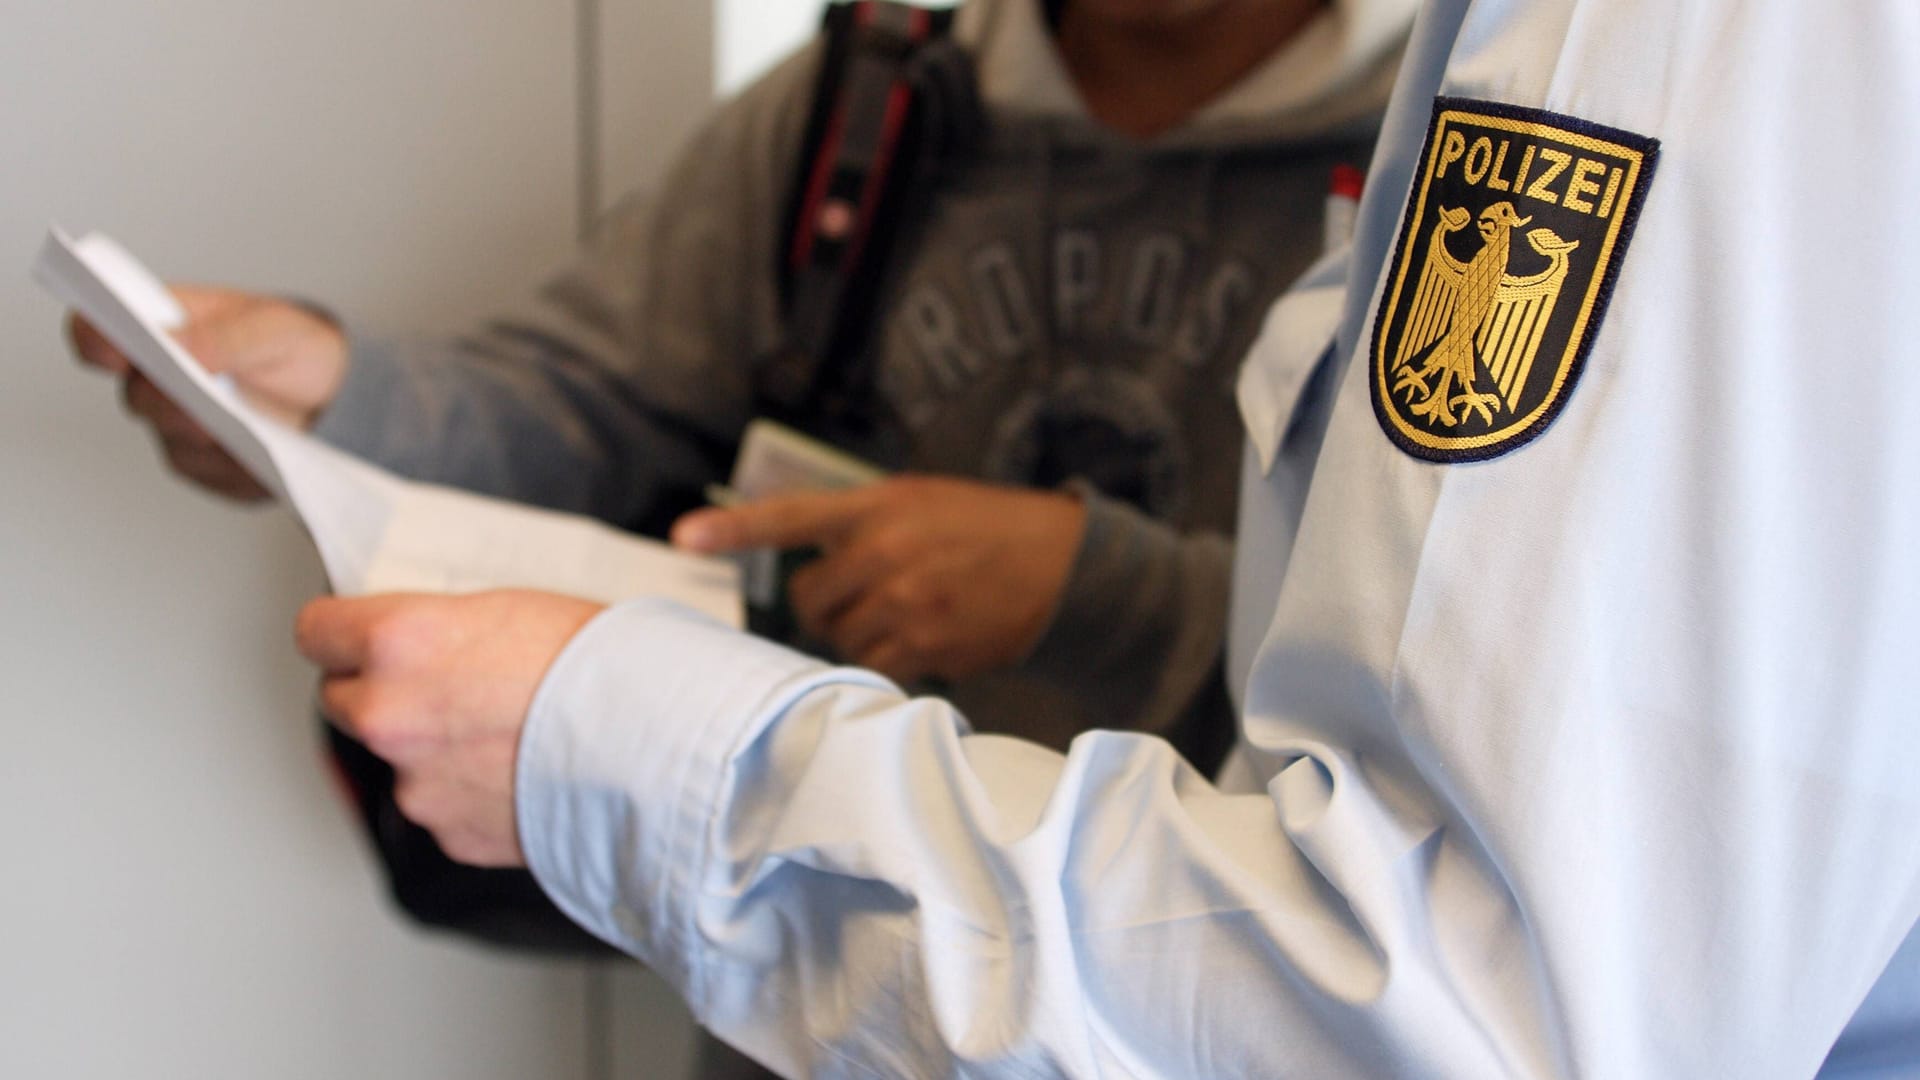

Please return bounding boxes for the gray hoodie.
[315,0,1411,758]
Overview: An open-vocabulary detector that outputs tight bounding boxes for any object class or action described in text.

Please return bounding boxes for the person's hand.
[296,590,605,867]
[672,477,1086,684]
[67,286,350,501]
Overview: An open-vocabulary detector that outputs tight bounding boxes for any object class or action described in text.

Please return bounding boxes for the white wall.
[599,2,716,220]
[0,1,710,1076]
[594,4,717,1076]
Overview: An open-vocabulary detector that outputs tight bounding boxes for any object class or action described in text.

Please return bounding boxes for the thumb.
[168,291,277,376]
[295,592,439,674]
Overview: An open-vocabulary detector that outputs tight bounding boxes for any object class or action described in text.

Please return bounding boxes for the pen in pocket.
[1325,163,1365,254]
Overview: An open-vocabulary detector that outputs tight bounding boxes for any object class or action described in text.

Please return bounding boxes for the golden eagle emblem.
[1372,99,1659,463]
[1390,203,1578,427]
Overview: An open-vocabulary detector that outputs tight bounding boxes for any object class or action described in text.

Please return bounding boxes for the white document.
[725,419,885,609]
[729,419,884,501]
[34,228,743,626]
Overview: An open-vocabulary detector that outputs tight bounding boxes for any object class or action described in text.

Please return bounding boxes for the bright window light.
[714,0,960,97]
[714,0,830,97]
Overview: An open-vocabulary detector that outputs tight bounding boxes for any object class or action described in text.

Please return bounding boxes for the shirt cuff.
[513,598,881,1005]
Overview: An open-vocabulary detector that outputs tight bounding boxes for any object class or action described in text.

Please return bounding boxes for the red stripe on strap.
[789,109,848,270]
[791,4,932,273]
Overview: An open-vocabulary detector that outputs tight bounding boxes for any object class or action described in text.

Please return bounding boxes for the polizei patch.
[1372,99,1658,462]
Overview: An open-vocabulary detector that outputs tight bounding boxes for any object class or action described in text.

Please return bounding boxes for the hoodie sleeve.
[312,44,823,530]
[1020,493,1236,768]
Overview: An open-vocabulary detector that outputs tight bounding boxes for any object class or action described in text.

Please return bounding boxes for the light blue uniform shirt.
[516,1,1920,1074]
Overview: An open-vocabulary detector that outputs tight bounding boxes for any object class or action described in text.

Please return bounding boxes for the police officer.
[123,0,1920,1074]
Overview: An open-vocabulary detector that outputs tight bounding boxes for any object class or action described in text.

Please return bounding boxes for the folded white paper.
[35,228,743,626]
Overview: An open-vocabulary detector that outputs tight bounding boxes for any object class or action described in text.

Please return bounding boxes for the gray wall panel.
[0,3,590,1077]
[589,6,715,1076]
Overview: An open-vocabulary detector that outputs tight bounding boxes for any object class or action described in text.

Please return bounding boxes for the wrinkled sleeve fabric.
[518,599,1413,1078]
[312,45,823,529]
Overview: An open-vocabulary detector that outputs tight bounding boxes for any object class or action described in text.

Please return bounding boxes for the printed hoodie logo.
[1373,98,1658,462]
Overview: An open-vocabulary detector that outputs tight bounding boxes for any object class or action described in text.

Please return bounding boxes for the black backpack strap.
[761,0,980,433]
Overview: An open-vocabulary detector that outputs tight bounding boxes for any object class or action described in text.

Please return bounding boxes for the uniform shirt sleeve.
[517,598,1477,1078]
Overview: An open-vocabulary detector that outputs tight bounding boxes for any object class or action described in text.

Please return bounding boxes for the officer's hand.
[671,477,1086,685]
[296,589,605,868]
[67,286,350,501]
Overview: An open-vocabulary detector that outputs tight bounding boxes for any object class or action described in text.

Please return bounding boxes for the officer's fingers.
[68,313,131,375]
[671,488,878,554]
[320,676,433,763]
[317,674,373,733]
[437,827,521,870]
[295,594,423,674]
[297,599,376,674]
[390,771,444,828]
[301,593,455,680]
